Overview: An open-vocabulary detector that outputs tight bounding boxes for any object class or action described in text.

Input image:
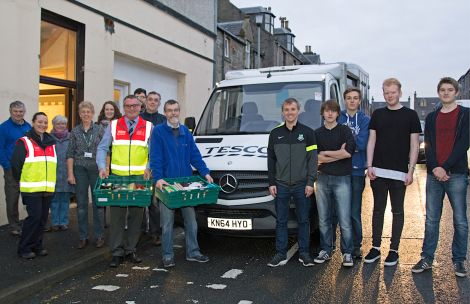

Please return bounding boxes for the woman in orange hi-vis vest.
[11,112,57,259]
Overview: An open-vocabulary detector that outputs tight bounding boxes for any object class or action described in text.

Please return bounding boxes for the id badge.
[84,152,93,158]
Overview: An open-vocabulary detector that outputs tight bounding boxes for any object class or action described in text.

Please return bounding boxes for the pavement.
[0,206,153,303]
[1,166,469,303]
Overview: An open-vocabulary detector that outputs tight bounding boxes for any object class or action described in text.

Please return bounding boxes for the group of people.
[1,77,468,276]
[1,88,211,269]
[268,77,469,278]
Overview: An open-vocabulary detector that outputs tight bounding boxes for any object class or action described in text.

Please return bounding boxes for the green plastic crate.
[93,175,153,207]
[155,176,220,209]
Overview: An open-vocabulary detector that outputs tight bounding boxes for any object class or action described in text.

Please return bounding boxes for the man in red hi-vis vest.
[97,95,152,268]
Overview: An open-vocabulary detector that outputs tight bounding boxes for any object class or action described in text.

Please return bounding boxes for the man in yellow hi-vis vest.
[97,95,152,268]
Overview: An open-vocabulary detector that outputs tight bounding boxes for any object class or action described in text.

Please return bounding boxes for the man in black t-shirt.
[364,78,421,267]
[314,100,356,268]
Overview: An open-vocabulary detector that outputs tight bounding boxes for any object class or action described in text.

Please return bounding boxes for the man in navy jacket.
[412,77,470,277]
[0,101,31,236]
[150,99,213,268]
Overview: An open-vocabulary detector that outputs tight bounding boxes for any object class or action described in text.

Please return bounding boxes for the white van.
[188,63,369,236]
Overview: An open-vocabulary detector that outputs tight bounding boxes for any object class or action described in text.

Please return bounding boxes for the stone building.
[458,68,470,99]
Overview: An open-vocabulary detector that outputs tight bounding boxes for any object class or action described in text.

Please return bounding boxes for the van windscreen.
[195,81,324,135]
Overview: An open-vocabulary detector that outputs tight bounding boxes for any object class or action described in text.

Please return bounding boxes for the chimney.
[285,20,289,30]
[279,17,286,28]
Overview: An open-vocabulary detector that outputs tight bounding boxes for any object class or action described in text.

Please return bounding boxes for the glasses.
[124,104,141,109]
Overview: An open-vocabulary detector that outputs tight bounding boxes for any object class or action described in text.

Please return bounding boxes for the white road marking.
[187,282,194,285]
[132,266,150,270]
[92,285,120,292]
[173,244,183,248]
[286,242,299,262]
[152,267,169,272]
[238,301,253,304]
[221,269,243,279]
[125,301,136,304]
[150,285,159,288]
[116,274,129,277]
[205,284,227,290]
[186,300,199,303]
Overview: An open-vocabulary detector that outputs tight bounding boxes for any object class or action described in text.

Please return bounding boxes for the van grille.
[196,207,272,219]
[209,171,269,200]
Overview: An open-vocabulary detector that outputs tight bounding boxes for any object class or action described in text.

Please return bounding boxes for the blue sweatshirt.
[338,110,370,176]
[0,118,32,170]
[149,123,209,182]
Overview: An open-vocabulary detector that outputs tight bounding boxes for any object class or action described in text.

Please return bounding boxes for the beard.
[169,117,179,125]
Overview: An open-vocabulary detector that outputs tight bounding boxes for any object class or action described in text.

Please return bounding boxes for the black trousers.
[370,177,406,250]
[18,195,52,255]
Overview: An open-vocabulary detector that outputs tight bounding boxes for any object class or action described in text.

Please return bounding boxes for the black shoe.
[384,251,399,266]
[454,261,467,277]
[35,249,48,257]
[186,254,210,263]
[126,252,142,264]
[364,248,381,263]
[411,258,432,273]
[298,253,315,267]
[267,253,288,267]
[163,258,175,268]
[109,256,122,268]
[152,236,162,246]
[11,229,21,237]
[353,248,362,259]
[20,252,36,259]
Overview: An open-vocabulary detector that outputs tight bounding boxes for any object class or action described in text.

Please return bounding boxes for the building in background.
[215,0,321,82]
[0,0,216,225]
[458,68,470,99]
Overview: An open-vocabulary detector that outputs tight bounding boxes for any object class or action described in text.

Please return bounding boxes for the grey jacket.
[52,133,75,193]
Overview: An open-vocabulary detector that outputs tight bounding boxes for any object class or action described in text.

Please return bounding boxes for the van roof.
[225,63,367,81]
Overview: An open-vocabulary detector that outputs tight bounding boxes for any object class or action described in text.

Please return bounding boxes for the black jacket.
[11,130,56,196]
[424,105,469,175]
[268,122,317,187]
[140,111,166,126]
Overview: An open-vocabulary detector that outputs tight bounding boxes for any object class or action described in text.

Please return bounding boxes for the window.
[286,35,294,52]
[224,37,230,58]
[264,14,274,34]
[330,83,339,101]
[282,51,286,66]
[419,99,427,107]
[245,42,251,68]
[39,10,84,129]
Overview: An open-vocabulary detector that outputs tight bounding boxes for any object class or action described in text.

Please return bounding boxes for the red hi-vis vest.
[19,136,57,193]
[110,117,152,176]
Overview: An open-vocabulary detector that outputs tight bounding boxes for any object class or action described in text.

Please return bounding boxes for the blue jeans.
[331,175,365,250]
[275,182,311,256]
[160,203,201,261]
[74,165,104,240]
[316,174,353,254]
[50,192,71,226]
[422,173,469,262]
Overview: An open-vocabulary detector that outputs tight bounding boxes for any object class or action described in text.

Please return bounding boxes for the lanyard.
[82,128,94,150]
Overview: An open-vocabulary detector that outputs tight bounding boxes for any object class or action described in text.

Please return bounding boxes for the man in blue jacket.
[338,87,370,259]
[412,77,470,277]
[0,101,31,236]
[150,99,213,268]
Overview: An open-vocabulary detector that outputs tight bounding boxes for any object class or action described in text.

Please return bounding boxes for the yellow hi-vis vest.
[110,117,152,176]
[19,136,57,193]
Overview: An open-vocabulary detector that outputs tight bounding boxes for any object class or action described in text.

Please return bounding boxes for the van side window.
[330,83,339,101]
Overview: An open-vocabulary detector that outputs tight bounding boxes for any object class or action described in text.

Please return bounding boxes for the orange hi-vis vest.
[19,136,57,193]
[110,117,152,176]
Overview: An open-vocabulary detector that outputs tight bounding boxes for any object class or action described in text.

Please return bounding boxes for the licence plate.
[207,217,252,230]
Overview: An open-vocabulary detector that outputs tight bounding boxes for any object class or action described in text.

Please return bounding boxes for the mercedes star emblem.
[219,174,238,194]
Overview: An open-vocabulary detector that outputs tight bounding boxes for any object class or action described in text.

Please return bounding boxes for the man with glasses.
[97,95,153,268]
[0,101,31,236]
[150,99,213,268]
